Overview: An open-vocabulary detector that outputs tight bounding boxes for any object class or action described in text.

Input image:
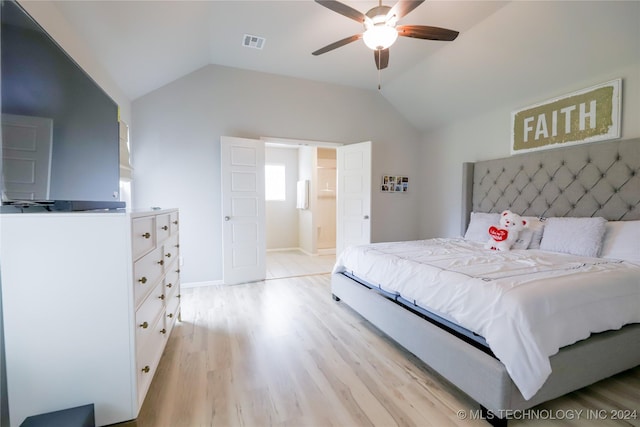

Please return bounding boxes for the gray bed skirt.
[332,272,640,417]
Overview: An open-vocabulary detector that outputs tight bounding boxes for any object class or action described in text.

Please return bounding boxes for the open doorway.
[265,143,336,279]
[221,136,370,285]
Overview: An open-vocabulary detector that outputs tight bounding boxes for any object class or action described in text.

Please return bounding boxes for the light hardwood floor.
[122,273,640,427]
[266,250,335,279]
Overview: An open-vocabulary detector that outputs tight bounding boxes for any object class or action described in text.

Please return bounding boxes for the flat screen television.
[1,0,123,211]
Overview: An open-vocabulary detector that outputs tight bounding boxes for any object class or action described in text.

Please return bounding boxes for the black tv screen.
[1,0,120,206]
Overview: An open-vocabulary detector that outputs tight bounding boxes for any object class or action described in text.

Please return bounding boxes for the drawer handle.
[165,253,172,258]
[158,259,164,266]
[141,366,150,374]
[142,232,151,239]
[160,328,167,335]
[177,294,181,299]
[167,313,174,318]
[166,283,173,288]
[161,226,169,231]
[138,277,147,284]
[159,294,165,300]
[176,269,181,273]
[139,321,149,329]
[173,220,178,225]
[175,244,180,248]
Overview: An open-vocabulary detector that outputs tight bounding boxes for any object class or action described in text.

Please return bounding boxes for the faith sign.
[511,79,621,154]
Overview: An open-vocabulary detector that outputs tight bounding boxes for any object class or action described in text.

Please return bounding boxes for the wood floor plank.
[129,273,640,427]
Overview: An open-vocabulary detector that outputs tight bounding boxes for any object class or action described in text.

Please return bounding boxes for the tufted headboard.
[461,138,640,233]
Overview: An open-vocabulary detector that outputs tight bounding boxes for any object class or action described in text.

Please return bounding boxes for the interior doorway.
[265,141,337,279]
[221,136,370,285]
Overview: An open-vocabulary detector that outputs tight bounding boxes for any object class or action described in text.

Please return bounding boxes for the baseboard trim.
[265,247,336,256]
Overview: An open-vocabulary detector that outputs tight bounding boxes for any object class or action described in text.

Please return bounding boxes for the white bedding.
[332,238,640,400]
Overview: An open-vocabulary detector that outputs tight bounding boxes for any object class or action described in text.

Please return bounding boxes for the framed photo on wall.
[381,175,408,192]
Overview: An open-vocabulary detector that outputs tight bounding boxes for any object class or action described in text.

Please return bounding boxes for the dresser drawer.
[156,214,171,244]
[132,216,155,260]
[164,268,180,299]
[170,211,179,235]
[136,313,166,409]
[135,281,165,346]
[163,233,179,266]
[133,246,164,307]
[165,293,180,335]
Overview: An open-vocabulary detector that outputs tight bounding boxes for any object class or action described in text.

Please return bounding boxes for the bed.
[331,137,640,425]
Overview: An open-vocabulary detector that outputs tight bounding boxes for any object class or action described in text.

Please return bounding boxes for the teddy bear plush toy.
[485,210,529,251]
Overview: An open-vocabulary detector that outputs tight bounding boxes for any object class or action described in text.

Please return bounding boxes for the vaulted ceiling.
[45,1,640,133]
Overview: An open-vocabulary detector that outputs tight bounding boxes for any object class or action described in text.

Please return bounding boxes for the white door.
[336,141,371,256]
[221,136,266,285]
[1,114,53,200]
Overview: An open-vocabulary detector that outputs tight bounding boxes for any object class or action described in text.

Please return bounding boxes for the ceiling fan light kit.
[313,0,459,75]
[363,24,398,50]
[363,5,398,50]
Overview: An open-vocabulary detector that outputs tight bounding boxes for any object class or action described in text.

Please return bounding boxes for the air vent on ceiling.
[243,34,265,50]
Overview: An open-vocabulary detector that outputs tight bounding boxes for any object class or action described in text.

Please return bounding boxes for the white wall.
[132,65,422,284]
[265,146,299,250]
[417,1,640,239]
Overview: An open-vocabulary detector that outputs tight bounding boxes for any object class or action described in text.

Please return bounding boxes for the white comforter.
[332,238,640,400]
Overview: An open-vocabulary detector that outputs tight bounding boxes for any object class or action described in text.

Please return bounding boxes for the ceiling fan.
[312,0,459,71]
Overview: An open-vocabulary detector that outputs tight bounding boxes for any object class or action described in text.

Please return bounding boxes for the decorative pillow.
[511,227,533,250]
[600,221,640,264]
[539,217,607,257]
[464,212,500,243]
[520,216,546,249]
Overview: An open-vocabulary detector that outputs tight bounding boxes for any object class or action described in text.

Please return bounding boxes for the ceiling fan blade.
[312,34,363,56]
[397,25,459,41]
[374,49,389,70]
[315,0,366,23]
[387,0,425,20]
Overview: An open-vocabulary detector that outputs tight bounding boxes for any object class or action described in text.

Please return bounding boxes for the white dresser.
[0,209,180,426]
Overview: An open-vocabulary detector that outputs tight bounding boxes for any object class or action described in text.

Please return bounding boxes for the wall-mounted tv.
[1,0,123,210]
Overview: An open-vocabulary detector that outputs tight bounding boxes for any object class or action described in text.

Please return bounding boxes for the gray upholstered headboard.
[462,138,640,233]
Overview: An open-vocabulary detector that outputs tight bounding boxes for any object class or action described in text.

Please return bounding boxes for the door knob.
[364,215,370,219]
[224,216,231,221]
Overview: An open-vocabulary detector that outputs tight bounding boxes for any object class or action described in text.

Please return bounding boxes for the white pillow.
[511,228,533,250]
[520,217,546,249]
[464,212,500,243]
[600,221,640,264]
[539,217,607,257]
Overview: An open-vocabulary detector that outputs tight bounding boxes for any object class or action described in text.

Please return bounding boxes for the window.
[265,164,286,201]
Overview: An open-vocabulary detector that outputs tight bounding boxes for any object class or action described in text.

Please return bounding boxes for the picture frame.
[381,175,408,193]
[511,78,621,154]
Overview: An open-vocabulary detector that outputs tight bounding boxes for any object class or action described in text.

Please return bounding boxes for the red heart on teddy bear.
[489,226,508,242]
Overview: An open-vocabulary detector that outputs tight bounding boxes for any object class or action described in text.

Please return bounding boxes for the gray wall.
[416,0,640,239]
[131,65,421,284]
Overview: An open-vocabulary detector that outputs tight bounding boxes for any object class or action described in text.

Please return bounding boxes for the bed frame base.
[481,406,508,427]
[332,272,640,422]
